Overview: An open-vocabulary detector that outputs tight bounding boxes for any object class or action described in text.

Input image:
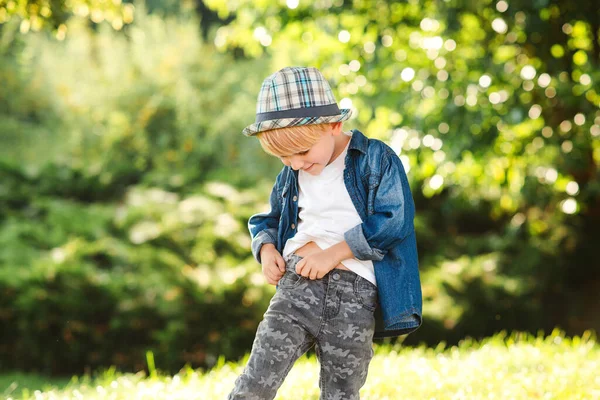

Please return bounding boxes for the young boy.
[228,66,422,400]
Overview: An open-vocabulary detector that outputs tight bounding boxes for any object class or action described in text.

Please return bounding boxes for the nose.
[290,156,305,171]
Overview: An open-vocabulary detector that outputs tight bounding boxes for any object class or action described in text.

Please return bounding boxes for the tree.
[0,0,133,38]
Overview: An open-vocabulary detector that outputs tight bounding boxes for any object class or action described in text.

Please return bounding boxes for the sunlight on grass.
[3,330,599,399]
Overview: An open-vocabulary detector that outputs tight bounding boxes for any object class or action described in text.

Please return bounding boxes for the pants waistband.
[284,253,374,288]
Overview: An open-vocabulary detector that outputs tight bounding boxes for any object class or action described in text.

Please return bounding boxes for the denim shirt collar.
[348,129,368,154]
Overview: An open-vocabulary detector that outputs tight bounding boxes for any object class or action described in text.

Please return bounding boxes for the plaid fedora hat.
[242,66,352,136]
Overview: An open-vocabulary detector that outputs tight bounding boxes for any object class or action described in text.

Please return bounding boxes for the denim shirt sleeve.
[248,169,285,264]
[344,153,414,261]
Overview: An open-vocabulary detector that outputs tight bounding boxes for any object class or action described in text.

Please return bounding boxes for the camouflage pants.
[228,254,377,400]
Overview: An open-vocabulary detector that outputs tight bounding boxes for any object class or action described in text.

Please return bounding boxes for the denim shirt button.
[291,223,296,230]
[333,273,341,280]
[293,195,298,201]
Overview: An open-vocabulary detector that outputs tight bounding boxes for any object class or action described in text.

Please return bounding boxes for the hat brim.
[242,108,353,137]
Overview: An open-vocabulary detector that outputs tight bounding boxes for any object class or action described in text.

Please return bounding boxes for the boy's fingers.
[263,272,273,283]
[264,266,277,281]
[276,255,286,272]
[263,272,273,284]
[271,264,284,279]
[295,259,305,275]
[300,265,311,279]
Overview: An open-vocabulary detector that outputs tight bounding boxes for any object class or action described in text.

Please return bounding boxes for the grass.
[2,329,599,399]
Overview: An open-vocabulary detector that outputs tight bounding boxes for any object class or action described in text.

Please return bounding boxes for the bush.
[0,173,275,375]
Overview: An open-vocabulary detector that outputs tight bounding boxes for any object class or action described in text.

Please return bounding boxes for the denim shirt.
[248,129,422,338]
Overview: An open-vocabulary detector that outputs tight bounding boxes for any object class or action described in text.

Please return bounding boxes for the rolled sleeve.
[344,224,387,261]
[248,167,287,264]
[251,228,278,264]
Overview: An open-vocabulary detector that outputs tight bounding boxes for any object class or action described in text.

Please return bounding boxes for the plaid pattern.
[243,66,352,136]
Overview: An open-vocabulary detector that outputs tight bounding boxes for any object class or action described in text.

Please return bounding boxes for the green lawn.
[2,330,599,399]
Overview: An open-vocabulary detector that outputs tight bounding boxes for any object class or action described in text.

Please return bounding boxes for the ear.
[330,122,343,136]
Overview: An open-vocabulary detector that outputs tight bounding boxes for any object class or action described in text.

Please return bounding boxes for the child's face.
[278,128,341,176]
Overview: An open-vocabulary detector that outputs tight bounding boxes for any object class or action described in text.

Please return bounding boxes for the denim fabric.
[248,129,422,338]
[229,254,377,400]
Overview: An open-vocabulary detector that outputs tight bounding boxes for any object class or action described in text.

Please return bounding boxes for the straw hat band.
[255,103,342,123]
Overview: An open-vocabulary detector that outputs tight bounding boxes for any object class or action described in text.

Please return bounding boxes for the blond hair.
[256,123,333,157]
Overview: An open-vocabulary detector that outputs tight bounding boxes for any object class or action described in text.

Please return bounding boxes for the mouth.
[304,164,315,172]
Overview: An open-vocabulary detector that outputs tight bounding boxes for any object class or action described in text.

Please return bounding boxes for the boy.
[229,66,422,400]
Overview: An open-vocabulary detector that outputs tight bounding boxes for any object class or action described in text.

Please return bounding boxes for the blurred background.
[0,0,599,377]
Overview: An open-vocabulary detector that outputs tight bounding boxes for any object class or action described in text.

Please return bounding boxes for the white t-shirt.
[282,138,376,286]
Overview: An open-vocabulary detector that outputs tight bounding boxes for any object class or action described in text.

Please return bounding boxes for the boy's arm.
[343,153,415,262]
[248,169,286,263]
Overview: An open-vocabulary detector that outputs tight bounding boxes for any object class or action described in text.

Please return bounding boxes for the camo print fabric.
[228,254,377,400]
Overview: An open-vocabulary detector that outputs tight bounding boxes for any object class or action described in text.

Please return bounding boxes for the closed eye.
[279,149,309,160]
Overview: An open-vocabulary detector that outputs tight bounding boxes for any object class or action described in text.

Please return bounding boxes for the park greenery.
[0,0,599,378]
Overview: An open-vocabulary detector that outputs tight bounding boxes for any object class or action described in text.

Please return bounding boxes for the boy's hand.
[295,248,339,280]
[260,244,286,285]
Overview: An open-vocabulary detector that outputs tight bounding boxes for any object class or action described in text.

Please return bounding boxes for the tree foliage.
[0,0,133,37]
